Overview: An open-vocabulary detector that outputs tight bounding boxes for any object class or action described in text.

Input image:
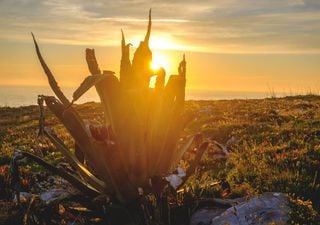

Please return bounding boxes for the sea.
[0,85,273,107]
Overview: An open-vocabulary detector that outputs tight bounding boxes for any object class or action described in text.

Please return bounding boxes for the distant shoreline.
[1,93,319,109]
[1,85,313,107]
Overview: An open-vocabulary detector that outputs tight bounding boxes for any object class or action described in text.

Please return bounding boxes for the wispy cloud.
[0,0,319,53]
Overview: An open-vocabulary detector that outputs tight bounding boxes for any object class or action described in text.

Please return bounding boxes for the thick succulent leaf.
[75,142,84,163]
[144,9,152,43]
[42,97,123,198]
[89,139,139,203]
[72,75,108,103]
[131,9,153,89]
[149,75,186,175]
[146,100,175,175]
[94,75,121,133]
[17,150,100,196]
[154,68,166,92]
[32,33,70,106]
[85,49,120,130]
[44,97,90,148]
[85,48,101,75]
[178,54,186,78]
[120,29,132,88]
[44,128,110,193]
[43,97,101,178]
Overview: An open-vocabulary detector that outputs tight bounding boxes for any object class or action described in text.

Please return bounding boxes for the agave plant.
[31,10,209,204]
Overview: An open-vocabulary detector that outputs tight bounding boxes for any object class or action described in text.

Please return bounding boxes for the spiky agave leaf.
[16,150,100,196]
[71,74,108,104]
[85,49,121,133]
[146,56,187,175]
[120,29,132,88]
[43,97,113,182]
[43,96,135,202]
[85,48,101,75]
[84,49,145,187]
[31,33,70,106]
[44,128,109,193]
[131,9,153,89]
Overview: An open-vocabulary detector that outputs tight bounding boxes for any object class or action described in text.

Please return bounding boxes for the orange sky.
[0,0,319,94]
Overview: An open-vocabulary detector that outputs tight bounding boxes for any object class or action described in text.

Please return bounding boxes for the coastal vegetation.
[1,96,319,223]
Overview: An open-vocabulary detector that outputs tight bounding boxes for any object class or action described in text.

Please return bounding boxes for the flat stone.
[40,188,73,205]
[190,193,290,225]
[190,208,227,225]
[210,192,290,225]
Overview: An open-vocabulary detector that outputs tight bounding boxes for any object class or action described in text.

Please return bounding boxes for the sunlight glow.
[150,52,170,72]
[131,36,188,51]
[150,37,182,50]
[149,75,157,88]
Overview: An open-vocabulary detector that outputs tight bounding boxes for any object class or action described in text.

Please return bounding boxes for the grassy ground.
[0,96,319,220]
[185,96,320,207]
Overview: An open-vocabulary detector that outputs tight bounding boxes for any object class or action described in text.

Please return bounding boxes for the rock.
[40,188,73,205]
[211,192,289,225]
[191,193,290,225]
[190,208,227,225]
[165,167,186,189]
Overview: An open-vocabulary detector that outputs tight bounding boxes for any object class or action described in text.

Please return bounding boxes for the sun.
[149,52,172,88]
[150,52,170,72]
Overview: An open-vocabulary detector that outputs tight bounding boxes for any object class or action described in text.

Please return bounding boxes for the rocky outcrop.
[191,192,290,225]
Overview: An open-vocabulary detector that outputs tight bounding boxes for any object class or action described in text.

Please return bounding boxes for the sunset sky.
[0,0,319,93]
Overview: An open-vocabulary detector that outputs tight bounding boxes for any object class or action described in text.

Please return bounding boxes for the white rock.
[165,174,183,190]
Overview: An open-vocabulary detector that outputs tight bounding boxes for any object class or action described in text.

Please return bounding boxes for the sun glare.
[150,37,180,50]
[149,52,172,88]
[131,35,186,51]
[149,75,157,88]
[150,52,170,72]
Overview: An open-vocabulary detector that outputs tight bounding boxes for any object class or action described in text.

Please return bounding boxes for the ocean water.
[0,85,269,107]
[0,86,99,107]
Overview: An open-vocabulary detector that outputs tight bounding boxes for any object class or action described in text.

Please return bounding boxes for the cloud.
[0,0,319,53]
